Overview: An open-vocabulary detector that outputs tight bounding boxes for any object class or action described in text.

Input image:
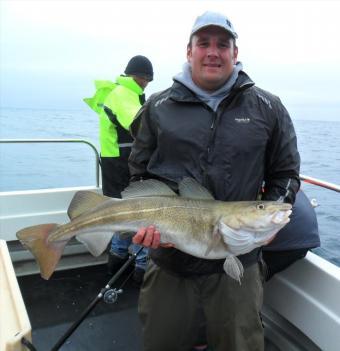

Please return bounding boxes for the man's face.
[133,76,150,90]
[187,26,238,92]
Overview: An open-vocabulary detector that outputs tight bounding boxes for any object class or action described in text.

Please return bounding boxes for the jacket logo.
[155,96,169,107]
[235,117,251,124]
[257,94,272,109]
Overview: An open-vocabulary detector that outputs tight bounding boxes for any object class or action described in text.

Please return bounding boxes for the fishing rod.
[49,246,143,351]
[20,247,143,351]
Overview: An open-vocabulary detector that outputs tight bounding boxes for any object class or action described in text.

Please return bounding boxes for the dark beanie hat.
[124,55,154,81]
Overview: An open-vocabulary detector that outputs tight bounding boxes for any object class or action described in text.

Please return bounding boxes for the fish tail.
[223,255,244,284]
[16,223,68,280]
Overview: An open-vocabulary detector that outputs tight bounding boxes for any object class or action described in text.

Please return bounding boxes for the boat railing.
[0,138,101,188]
[300,174,340,193]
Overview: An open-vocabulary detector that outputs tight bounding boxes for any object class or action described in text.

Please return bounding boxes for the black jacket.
[129,71,300,276]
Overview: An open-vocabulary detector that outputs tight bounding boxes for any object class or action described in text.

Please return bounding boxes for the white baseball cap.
[191,11,238,39]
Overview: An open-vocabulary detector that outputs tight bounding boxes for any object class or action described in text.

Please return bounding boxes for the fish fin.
[121,179,177,199]
[16,223,67,280]
[223,255,244,284]
[204,224,222,256]
[68,191,112,219]
[178,178,214,200]
[218,221,257,256]
[76,231,114,256]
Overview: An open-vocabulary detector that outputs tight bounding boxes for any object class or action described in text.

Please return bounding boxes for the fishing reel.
[103,288,123,304]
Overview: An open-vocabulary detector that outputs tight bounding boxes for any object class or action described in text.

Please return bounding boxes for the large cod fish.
[16,178,292,282]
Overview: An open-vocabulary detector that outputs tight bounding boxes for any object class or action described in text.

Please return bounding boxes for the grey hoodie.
[173,61,243,111]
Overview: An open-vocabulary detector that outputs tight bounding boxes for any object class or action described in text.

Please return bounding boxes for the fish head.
[232,201,292,232]
[218,201,292,254]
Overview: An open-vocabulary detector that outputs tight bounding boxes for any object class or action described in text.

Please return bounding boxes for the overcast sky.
[1,0,340,121]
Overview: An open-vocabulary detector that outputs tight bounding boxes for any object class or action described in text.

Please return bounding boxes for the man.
[129,11,300,351]
[263,189,320,281]
[84,55,153,284]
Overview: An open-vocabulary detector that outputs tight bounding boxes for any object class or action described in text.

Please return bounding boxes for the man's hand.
[132,225,174,249]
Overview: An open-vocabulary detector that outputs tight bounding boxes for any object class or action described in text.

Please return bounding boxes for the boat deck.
[15,260,327,351]
[17,264,143,351]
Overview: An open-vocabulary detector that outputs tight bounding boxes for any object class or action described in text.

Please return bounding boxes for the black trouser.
[139,261,264,351]
[262,248,308,281]
[100,148,130,197]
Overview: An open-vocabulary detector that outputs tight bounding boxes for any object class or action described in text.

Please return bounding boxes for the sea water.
[0,107,339,266]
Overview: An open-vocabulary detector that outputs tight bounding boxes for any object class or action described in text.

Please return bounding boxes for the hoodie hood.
[173,62,243,111]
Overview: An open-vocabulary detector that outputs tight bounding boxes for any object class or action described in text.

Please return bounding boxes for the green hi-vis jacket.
[84,76,143,157]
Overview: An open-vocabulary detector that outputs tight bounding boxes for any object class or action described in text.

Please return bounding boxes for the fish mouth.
[272,209,292,224]
[235,209,292,233]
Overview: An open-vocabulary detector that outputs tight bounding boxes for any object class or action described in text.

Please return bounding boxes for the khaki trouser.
[138,261,264,351]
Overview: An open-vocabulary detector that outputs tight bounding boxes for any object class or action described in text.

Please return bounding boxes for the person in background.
[262,189,320,281]
[128,11,300,351]
[84,55,153,284]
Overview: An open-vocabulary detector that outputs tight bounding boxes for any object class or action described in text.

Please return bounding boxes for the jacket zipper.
[202,86,247,188]
[191,82,253,189]
[203,109,218,187]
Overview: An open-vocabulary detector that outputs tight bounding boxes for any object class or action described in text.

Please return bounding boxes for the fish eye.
[257,203,265,210]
